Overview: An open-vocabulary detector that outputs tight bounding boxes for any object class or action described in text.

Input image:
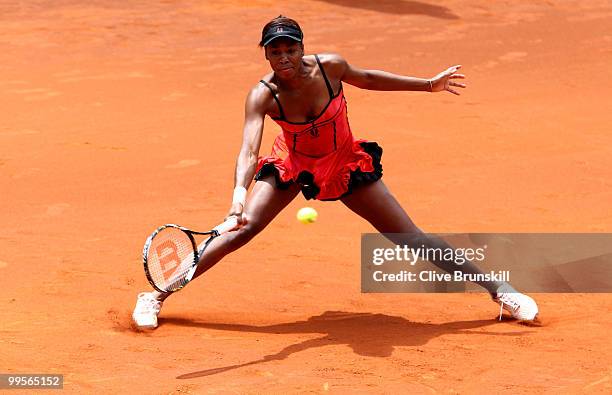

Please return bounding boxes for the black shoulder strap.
[315,54,334,99]
[259,80,286,120]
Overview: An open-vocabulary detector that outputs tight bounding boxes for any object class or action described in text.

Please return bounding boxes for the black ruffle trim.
[320,141,383,201]
[254,162,294,190]
[254,141,383,200]
[295,171,321,200]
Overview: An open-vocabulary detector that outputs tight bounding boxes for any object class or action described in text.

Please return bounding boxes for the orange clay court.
[1,1,611,393]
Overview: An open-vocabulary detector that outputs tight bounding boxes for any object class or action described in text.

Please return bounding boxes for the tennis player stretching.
[133,16,539,329]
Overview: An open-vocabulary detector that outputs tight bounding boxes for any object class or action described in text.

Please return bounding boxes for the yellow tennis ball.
[297,207,318,224]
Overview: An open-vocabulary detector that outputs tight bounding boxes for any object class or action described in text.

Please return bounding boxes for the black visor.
[261,25,303,46]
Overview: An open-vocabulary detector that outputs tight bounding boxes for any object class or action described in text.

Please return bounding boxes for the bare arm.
[343,64,433,92]
[325,54,466,95]
[227,85,268,222]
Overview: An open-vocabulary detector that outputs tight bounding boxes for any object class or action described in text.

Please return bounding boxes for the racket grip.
[213,216,239,235]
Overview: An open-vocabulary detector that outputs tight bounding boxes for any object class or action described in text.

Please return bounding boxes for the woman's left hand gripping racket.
[142,217,239,293]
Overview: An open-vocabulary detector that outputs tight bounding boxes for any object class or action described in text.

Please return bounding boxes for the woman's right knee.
[227,221,264,250]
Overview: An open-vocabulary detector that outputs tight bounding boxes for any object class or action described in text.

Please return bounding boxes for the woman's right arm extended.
[227,85,269,224]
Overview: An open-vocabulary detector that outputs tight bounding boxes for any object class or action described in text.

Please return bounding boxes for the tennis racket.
[142,216,239,293]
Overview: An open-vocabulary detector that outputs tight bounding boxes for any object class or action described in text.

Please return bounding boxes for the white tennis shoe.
[132,292,163,329]
[493,284,539,322]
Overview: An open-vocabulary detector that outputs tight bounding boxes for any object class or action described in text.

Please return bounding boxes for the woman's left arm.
[328,54,466,95]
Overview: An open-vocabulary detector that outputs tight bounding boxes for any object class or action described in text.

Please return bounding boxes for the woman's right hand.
[226,202,247,226]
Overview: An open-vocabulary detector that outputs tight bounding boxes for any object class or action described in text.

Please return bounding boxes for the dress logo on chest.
[309,122,320,137]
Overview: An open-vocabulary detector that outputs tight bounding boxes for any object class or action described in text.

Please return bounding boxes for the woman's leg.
[153,175,300,300]
[340,180,502,294]
[194,175,300,276]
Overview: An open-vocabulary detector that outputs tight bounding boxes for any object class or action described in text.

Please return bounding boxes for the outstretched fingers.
[446,64,462,74]
[446,87,461,95]
[446,67,466,94]
[432,65,467,95]
[449,81,467,89]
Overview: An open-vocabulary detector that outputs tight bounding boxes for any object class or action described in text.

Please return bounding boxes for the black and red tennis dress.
[255,54,383,200]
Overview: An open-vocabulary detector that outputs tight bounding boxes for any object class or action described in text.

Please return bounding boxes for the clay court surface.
[2,1,612,393]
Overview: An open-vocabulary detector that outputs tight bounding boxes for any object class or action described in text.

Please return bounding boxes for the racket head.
[142,224,198,293]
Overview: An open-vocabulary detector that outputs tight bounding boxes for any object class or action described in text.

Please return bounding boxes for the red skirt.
[254,133,383,201]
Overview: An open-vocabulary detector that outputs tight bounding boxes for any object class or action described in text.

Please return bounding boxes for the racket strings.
[145,227,197,292]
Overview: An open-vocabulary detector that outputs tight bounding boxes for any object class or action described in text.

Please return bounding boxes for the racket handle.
[213,216,239,235]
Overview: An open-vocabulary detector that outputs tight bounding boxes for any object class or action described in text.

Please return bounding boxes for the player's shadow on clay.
[313,0,459,19]
[169,311,528,379]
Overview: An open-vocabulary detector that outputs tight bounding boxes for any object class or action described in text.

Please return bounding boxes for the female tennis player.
[133,16,538,328]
